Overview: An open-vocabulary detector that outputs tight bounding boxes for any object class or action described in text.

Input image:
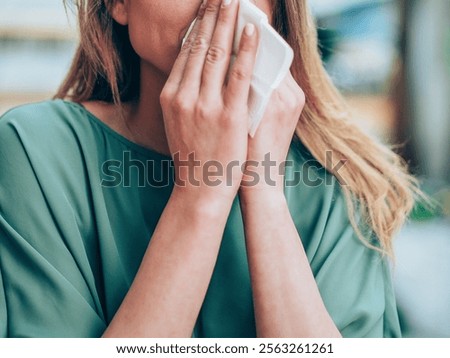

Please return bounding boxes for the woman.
[0,0,417,337]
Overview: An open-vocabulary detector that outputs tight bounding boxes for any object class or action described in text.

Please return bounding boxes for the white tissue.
[183,0,294,137]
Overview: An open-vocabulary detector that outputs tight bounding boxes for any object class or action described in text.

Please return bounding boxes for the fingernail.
[223,0,232,6]
[245,23,255,36]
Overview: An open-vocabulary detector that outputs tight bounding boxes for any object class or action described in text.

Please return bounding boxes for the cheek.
[127,17,179,74]
[126,3,199,75]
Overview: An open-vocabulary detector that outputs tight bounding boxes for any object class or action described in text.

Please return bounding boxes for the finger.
[200,0,239,98]
[224,23,259,110]
[165,3,205,90]
[178,0,223,94]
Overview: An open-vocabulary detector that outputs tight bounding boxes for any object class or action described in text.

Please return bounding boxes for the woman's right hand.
[160,0,258,201]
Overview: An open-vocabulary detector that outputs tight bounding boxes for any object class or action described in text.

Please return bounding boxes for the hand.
[241,72,306,194]
[160,0,259,201]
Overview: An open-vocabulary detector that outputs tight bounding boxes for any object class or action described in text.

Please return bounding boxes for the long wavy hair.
[55,0,421,256]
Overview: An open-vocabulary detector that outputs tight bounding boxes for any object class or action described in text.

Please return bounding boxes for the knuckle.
[285,91,297,107]
[204,1,220,15]
[160,88,173,107]
[290,86,306,110]
[273,90,291,114]
[173,95,194,115]
[286,95,300,112]
[230,66,249,82]
[190,36,209,55]
[224,112,239,126]
[206,45,227,65]
[297,90,306,108]
[180,38,194,54]
[278,86,305,113]
[217,6,233,24]
[196,105,210,120]
[196,100,220,119]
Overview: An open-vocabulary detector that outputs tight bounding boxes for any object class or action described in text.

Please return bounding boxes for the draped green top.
[0,99,401,338]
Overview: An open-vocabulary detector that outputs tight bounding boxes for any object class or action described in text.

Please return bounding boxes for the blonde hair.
[56,0,421,256]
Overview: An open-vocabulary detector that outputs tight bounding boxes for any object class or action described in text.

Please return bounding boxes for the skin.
[88,0,341,338]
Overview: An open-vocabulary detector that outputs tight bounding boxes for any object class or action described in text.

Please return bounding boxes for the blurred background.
[0,0,449,337]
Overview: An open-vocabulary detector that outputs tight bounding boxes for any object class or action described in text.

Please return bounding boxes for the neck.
[127,61,171,156]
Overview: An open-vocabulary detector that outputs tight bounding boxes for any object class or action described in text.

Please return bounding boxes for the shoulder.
[0,99,97,209]
[0,100,99,247]
[0,99,100,168]
[0,99,89,140]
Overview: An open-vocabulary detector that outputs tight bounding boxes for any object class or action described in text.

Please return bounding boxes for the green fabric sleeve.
[0,256,6,337]
[311,196,399,337]
[285,146,401,337]
[0,110,106,337]
[308,187,401,337]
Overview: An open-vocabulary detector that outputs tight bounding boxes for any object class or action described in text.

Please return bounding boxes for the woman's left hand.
[240,72,305,194]
[237,73,342,339]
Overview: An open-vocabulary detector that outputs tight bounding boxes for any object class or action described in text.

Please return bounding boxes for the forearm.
[240,190,341,338]
[103,188,233,337]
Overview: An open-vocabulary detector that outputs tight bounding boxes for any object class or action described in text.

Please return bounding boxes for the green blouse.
[0,99,401,338]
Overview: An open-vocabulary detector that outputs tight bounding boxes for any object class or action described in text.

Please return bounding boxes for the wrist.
[241,153,287,194]
[239,186,287,208]
[171,185,236,219]
[239,167,285,197]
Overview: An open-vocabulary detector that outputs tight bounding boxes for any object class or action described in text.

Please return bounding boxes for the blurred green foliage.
[410,187,449,221]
